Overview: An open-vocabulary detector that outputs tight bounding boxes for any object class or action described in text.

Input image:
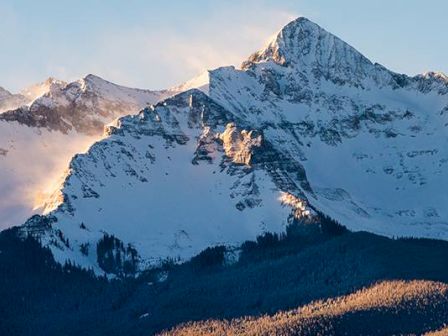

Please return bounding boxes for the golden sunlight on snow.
[0,122,100,228]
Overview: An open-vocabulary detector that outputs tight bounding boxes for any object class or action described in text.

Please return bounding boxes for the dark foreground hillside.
[1,219,448,335]
[163,280,448,336]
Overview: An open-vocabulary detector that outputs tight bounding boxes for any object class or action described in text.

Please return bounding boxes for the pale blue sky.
[1,0,447,92]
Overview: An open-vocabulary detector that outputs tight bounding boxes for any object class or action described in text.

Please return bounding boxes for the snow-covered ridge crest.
[0,74,177,135]
[170,71,210,94]
[0,77,67,114]
[241,17,448,93]
[20,77,67,100]
[241,17,394,87]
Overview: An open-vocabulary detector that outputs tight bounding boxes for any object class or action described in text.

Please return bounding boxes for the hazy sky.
[1,0,447,92]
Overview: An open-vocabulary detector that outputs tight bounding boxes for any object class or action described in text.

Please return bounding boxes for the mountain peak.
[78,74,119,93]
[282,16,316,30]
[83,73,106,82]
[20,77,66,100]
[0,86,12,98]
[242,17,330,67]
[245,16,365,66]
[419,71,448,82]
[44,77,58,84]
[241,16,394,87]
[81,74,109,87]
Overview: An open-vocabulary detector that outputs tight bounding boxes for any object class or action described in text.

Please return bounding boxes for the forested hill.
[2,219,448,335]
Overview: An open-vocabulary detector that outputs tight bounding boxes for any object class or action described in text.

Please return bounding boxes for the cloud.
[0,125,98,229]
[7,3,298,91]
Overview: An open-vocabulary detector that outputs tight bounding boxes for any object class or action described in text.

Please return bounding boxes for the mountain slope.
[163,280,448,336]
[20,17,448,273]
[0,76,177,229]
[22,90,310,272]
[4,224,448,336]
[207,17,448,238]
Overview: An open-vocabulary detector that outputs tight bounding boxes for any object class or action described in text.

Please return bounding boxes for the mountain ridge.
[16,16,448,275]
[0,74,176,135]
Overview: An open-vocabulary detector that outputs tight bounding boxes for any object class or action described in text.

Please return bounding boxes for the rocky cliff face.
[20,17,448,274]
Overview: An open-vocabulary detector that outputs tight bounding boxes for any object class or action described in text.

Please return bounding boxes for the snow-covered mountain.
[20,17,448,274]
[0,74,177,135]
[19,77,67,102]
[0,87,28,113]
[0,77,64,113]
[23,90,311,272]
[0,75,177,229]
[206,18,448,239]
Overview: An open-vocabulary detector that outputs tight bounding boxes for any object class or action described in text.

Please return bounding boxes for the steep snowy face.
[241,17,448,94]
[242,17,396,88]
[21,90,312,274]
[0,75,176,135]
[0,76,177,230]
[207,17,448,239]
